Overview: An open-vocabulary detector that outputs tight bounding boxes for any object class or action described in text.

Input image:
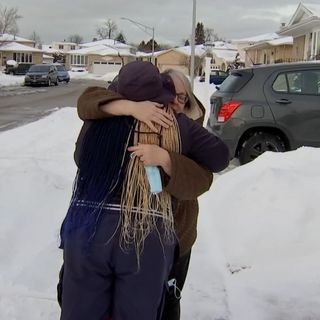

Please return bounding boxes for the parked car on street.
[199,69,229,85]
[24,64,59,86]
[206,62,320,164]
[55,64,70,83]
[5,63,33,75]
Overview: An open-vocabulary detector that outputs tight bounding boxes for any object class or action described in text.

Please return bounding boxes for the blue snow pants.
[60,207,177,320]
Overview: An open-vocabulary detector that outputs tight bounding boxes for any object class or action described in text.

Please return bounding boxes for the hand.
[128,144,172,175]
[128,101,173,132]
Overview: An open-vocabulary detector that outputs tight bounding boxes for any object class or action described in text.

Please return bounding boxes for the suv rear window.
[218,69,253,92]
[55,65,66,71]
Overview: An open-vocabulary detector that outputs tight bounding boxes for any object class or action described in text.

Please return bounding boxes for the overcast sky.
[3,0,313,45]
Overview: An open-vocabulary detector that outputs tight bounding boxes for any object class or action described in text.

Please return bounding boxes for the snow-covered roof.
[232,33,280,44]
[42,44,64,54]
[244,36,293,50]
[0,42,42,52]
[80,39,133,50]
[0,33,34,43]
[266,36,293,46]
[67,44,134,57]
[43,54,54,59]
[175,45,206,57]
[203,41,237,50]
[52,41,77,46]
[213,49,239,62]
[136,50,169,58]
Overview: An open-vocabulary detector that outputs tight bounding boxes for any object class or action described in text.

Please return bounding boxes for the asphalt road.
[0,78,106,132]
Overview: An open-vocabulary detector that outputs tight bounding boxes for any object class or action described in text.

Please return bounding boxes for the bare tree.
[96,19,117,39]
[68,34,83,44]
[0,5,22,34]
[204,28,214,43]
[29,31,41,48]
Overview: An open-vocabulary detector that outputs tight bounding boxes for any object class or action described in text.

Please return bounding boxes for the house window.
[59,45,64,50]
[12,52,32,63]
[71,54,86,65]
[71,45,75,50]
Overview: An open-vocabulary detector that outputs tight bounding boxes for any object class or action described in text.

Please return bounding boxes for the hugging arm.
[76,86,214,199]
[77,86,123,120]
[177,113,230,173]
[77,86,173,131]
[164,152,213,200]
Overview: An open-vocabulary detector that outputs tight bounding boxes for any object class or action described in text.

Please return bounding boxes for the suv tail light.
[217,100,242,122]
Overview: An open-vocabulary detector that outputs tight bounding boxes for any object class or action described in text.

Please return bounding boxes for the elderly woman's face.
[169,76,189,113]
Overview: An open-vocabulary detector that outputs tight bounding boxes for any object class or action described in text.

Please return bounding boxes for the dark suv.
[206,62,320,164]
[24,64,59,86]
[200,69,229,84]
[5,63,33,75]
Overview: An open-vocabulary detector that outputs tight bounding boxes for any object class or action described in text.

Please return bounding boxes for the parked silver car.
[55,64,70,83]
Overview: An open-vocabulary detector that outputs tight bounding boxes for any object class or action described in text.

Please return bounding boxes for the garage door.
[92,61,122,75]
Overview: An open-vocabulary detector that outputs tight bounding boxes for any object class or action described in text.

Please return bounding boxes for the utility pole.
[190,0,197,90]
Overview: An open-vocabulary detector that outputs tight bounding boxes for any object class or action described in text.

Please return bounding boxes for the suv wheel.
[239,132,285,164]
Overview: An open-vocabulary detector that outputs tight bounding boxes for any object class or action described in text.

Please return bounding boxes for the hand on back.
[129,101,173,132]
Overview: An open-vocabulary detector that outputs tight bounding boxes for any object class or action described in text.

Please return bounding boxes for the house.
[244,36,293,65]
[148,46,206,75]
[0,33,40,68]
[278,2,320,60]
[203,41,241,71]
[50,41,78,52]
[65,44,136,74]
[0,42,43,68]
[232,33,280,66]
[42,42,79,64]
[0,33,35,47]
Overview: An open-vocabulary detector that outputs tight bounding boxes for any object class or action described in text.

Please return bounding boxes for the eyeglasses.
[176,93,189,104]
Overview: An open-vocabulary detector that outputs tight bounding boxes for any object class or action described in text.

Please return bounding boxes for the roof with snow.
[232,33,280,44]
[244,36,293,50]
[175,45,206,57]
[210,48,239,62]
[80,39,133,50]
[66,44,134,56]
[43,54,54,59]
[0,33,34,43]
[0,42,43,52]
[203,41,237,50]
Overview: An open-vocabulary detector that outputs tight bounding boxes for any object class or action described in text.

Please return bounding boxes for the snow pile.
[0,73,25,87]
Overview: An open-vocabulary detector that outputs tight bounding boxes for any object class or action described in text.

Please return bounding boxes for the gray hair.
[162,68,198,111]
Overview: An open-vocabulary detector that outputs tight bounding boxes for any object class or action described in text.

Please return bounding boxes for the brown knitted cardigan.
[76,86,213,257]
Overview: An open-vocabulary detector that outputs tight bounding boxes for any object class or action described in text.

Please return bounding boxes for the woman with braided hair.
[59,61,229,320]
